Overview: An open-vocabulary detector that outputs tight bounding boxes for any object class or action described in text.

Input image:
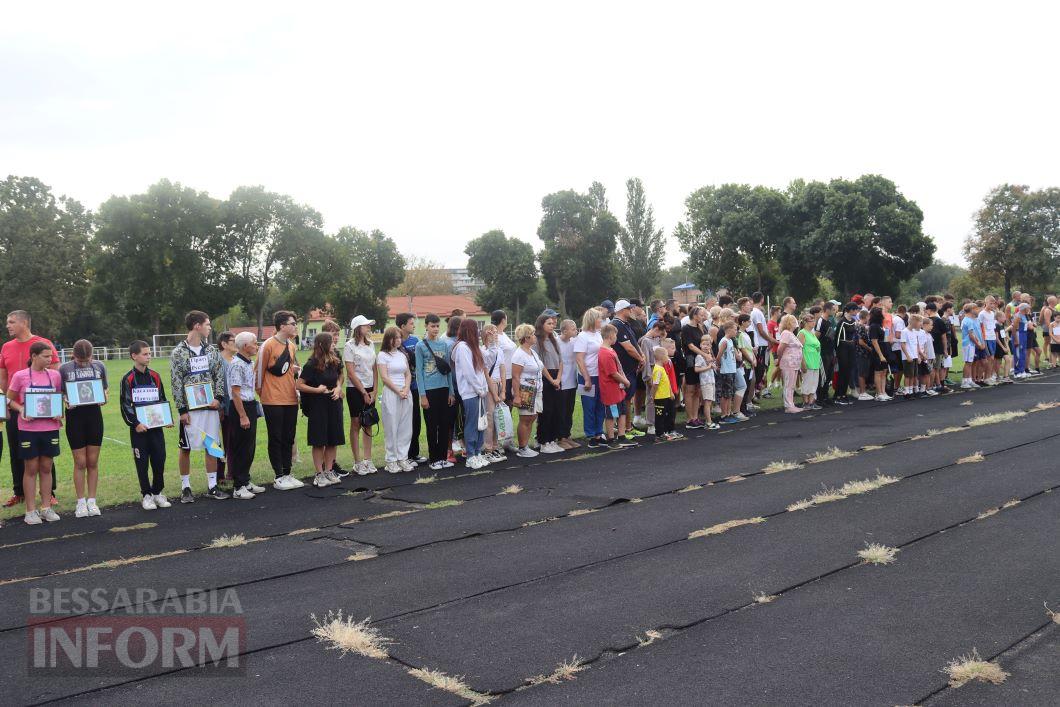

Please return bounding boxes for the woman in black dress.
[296,333,345,487]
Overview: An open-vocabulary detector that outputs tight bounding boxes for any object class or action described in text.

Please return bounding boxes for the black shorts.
[346,386,374,418]
[917,362,931,377]
[871,355,890,373]
[1051,344,1060,355]
[20,429,61,460]
[65,405,104,449]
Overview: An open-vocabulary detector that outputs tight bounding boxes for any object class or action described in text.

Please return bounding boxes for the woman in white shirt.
[452,319,490,469]
[492,310,517,404]
[376,327,413,473]
[479,324,506,464]
[573,308,605,443]
[510,323,544,458]
[343,315,377,475]
[557,319,579,449]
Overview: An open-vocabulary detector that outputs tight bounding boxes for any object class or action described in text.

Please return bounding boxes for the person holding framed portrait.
[120,340,173,510]
[59,339,108,518]
[5,341,63,524]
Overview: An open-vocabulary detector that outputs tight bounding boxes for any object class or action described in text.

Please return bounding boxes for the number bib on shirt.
[189,355,209,374]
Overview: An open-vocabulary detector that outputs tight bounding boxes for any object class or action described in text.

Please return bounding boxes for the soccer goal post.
[151,333,187,357]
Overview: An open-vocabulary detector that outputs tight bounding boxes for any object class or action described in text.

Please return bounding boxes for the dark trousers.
[216,408,235,481]
[262,404,297,478]
[409,394,421,458]
[655,398,676,434]
[423,387,451,463]
[536,369,561,444]
[740,368,753,414]
[558,388,576,439]
[835,344,855,399]
[131,427,166,496]
[754,346,768,393]
[818,346,835,401]
[8,414,55,496]
[227,407,258,487]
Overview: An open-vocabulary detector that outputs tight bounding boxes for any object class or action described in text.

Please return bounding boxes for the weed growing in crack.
[677,484,703,493]
[977,507,999,520]
[1045,603,1060,625]
[857,543,898,565]
[206,533,248,549]
[109,522,157,533]
[1001,498,1021,509]
[809,487,847,504]
[968,410,1027,427]
[860,445,884,451]
[529,656,585,685]
[688,517,765,539]
[498,484,523,495]
[413,475,437,485]
[840,473,899,496]
[753,592,777,604]
[942,648,1009,687]
[347,552,376,561]
[637,629,663,646]
[309,611,390,659]
[724,475,745,483]
[1032,401,1060,411]
[408,667,491,705]
[424,500,463,510]
[787,498,814,512]
[956,452,985,464]
[762,460,801,474]
[805,447,855,464]
[568,508,597,517]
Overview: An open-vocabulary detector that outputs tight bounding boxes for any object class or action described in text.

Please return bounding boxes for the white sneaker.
[925,389,938,396]
[452,440,463,454]
[385,461,404,474]
[633,415,647,430]
[517,446,539,458]
[465,455,481,469]
[647,425,656,435]
[857,393,875,401]
[405,458,419,468]
[87,499,101,516]
[24,510,42,525]
[142,494,157,511]
[440,460,455,468]
[540,441,563,454]
[324,469,341,484]
[273,475,300,490]
[153,493,172,508]
[312,472,334,487]
[355,460,373,475]
[75,499,89,518]
[489,451,506,463]
[399,459,416,472]
[428,460,447,470]
[248,483,266,494]
[960,380,976,389]
[41,507,60,522]
[233,485,256,500]
[875,394,891,402]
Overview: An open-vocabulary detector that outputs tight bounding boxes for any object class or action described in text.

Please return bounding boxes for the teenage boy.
[649,347,678,441]
[396,313,426,463]
[598,324,636,448]
[171,310,227,502]
[977,296,998,384]
[228,332,267,500]
[750,292,774,399]
[0,310,59,507]
[416,313,456,470]
[960,303,983,389]
[257,310,304,491]
[120,341,173,510]
[926,302,950,392]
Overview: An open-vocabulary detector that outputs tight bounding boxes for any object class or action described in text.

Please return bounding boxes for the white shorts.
[178,409,221,451]
[943,356,952,368]
[962,345,977,364]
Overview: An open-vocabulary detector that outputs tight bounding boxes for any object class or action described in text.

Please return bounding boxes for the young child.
[899,314,922,397]
[649,347,680,441]
[120,340,174,511]
[598,324,635,449]
[919,318,937,396]
[995,310,1013,382]
[716,321,740,423]
[693,335,720,430]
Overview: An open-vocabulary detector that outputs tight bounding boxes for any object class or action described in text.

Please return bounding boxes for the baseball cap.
[349,315,375,329]
[828,299,841,306]
[541,308,559,318]
[614,299,631,312]
[628,298,644,308]
[600,299,615,311]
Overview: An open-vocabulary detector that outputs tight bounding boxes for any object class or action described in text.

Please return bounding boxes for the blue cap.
[601,299,615,311]
[541,308,559,318]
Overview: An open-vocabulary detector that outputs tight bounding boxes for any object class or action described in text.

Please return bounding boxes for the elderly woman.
[574,308,605,445]
[510,323,544,457]
[775,314,804,413]
[227,332,267,499]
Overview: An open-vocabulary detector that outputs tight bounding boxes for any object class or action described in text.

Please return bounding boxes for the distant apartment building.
[446,268,485,294]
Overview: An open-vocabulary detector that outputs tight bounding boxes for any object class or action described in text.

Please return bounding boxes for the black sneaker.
[618,439,639,448]
[180,487,195,504]
[686,419,705,430]
[331,463,350,479]
[587,437,601,449]
[834,397,853,406]
[206,486,230,500]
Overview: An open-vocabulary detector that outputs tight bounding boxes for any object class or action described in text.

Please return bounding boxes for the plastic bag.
[494,401,513,446]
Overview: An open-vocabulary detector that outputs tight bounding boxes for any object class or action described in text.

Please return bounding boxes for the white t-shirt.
[978,309,997,341]
[921,329,935,360]
[558,337,578,390]
[891,316,906,352]
[750,307,768,347]
[343,340,376,388]
[572,330,603,377]
[510,348,543,391]
[497,332,517,380]
[694,354,715,388]
[483,344,503,382]
[376,350,408,388]
[900,327,920,361]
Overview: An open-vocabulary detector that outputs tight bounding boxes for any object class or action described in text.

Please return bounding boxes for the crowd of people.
[0,287,1056,525]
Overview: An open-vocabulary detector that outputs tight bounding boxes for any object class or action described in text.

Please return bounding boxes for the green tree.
[619,178,665,300]
[224,186,324,338]
[465,230,538,323]
[965,185,1056,298]
[0,176,91,342]
[782,179,829,303]
[90,179,236,337]
[908,261,967,297]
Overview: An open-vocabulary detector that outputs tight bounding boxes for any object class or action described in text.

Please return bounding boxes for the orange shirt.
[256,337,297,405]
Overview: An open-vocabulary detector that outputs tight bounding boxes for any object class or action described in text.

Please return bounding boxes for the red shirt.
[597,347,626,406]
[767,320,780,353]
[663,359,678,394]
[0,335,59,388]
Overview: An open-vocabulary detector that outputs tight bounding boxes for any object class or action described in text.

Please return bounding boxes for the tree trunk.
[1004,272,1012,302]
[515,297,521,327]
[558,290,567,319]
[257,306,265,340]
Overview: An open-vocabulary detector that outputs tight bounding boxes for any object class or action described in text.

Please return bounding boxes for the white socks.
[207,472,217,488]
[181,475,192,490]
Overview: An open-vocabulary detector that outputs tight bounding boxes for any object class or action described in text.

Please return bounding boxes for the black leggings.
[835,344,855,398]
[536,369,561,444]
[422,387,451,463]
[131,427,166,496]
[262,404,297,478]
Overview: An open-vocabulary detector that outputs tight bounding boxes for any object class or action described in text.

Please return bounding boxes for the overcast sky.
[4,1,1058,270]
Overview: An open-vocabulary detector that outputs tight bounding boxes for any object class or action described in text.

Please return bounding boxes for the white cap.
[614,299,631,312]
[349,315,375,329]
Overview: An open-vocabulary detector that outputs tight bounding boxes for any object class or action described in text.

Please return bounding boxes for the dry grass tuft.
[206,533,248,549]
[786,498,814,512]
[810,487,848,504]
[860,444,884,451]
[1001,498,1021,509]
[753,592,777,604]
[529,656,586,685]
[409,667,491,705]
[629,498,643,503]
[567,508,597,517]
[498,484,523,495]
[927,426,964,437]
[413,475,437,485]
[763,460,802,474]
[1045,603,1060,624]
[857,543,899,565]
[311,611,390,659]
[956,452,985,464]
[347,552,376,561]
[688,517,765,539]
[637,629,663,646]
[725,475,745,483]
[287,527,320,536]
[523,516,559,527]
[109,522,157,533]
[0,531,88,551]
[1032,400,1060,411]
[960,400,974,406]
[805,447,855,464]
[968,410,1027,427]
[977,507,999,520]
[677,484,703,493]
[840,474,899,496]
[424,499,463,510]
[943,648,1009,687]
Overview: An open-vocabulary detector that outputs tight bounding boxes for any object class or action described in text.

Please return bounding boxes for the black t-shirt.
[612,318,640,375]
[930,315,948,352]
[669,318,685,371]
[681,323,704,362]
[835,318,858,345]
[868,323,886,354]
[299,357,341,390]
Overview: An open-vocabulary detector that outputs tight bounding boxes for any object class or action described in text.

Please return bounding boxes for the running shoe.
[857,393,875,401]
[248,483,266,494]
[233,486,256,500]
[324,469,341,485]
[24,510,42,525]
[41,507,60,522]
[384,461,403,474]
[180,487,195,503]
[206,486,230,500]
[415,456,429,464]
[399,459,416,472]
[626,427,646,437]
[142,495,157,511]
[706,422,721,430]
[618,438,640,448]
[587,437,602,448]
[75,499,89,518]
[428,460,447,470]
[686,419,705,429]
[87,499,101,516]
[540,441,565,454]
[517,446,539,458]
[3,495,23,508]
[153,494,172,508]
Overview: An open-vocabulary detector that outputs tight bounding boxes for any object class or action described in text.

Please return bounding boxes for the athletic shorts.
[986,340,997,355]
[1051,344,1060,355]
[917,362,931,377]
[178,409,222,451]
[1027,334,1040,349]
[65,405,104,449]
[604,403,621,420]
[717,372,737,400]
[902,360,918,380]
[933,355,946,371]
[995,344,1007,360]
[19,429,61,460]
[963,345,977,363]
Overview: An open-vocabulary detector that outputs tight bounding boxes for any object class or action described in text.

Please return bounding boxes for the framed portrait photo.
[66,379,105,407]
[184,383,214,410]
[23,392,63,420]
[136,402,173,429]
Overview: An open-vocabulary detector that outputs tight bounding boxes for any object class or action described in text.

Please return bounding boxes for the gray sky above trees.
[3,1,1057,269]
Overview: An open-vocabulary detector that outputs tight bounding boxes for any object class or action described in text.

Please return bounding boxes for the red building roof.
[227,325,277,339]
[386,295,487,320]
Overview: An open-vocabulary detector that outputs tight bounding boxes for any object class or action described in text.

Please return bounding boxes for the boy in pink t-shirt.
[597,325,633,449]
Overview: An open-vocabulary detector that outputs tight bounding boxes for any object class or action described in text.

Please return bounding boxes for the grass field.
[0,336,1037,520]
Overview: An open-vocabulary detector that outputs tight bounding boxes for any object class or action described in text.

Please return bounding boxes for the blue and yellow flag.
[201,430,226,459]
